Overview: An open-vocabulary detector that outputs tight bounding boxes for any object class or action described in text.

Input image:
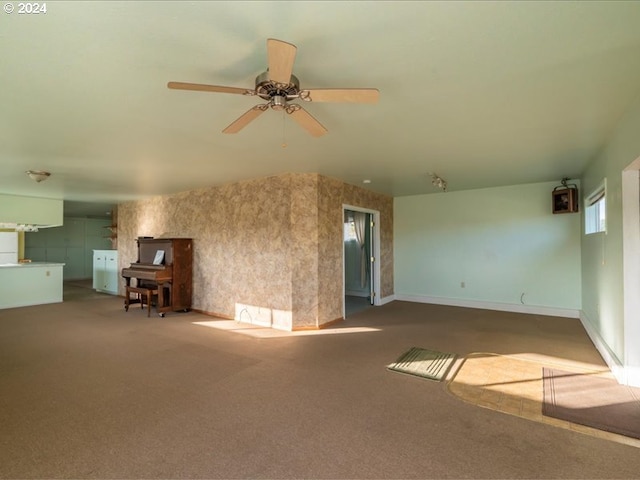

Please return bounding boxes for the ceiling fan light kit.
[168,38,379,137]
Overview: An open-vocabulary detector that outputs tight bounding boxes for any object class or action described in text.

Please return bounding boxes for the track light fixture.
[428,172,447,192]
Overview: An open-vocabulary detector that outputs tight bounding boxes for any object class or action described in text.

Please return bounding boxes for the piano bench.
[125,286,159,317]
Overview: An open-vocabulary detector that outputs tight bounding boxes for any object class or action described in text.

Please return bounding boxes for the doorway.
[342,205,381,318]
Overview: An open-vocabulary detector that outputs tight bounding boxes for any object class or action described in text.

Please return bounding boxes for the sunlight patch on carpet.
[388,347,456,381]
[447,352,640,448]
[193,320,380,338]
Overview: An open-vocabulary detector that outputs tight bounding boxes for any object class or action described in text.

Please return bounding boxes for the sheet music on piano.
[153,250,165,265]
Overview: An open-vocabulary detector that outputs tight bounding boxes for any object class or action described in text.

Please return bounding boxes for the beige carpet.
[4,294,640,478]
[543,367,640,440]
[447,353,640,448]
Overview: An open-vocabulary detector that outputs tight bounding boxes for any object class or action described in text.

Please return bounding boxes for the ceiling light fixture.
[428,172,447,192]
[26,170,51,183]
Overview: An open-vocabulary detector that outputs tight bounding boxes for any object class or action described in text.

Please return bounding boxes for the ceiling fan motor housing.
[255,71,300,102]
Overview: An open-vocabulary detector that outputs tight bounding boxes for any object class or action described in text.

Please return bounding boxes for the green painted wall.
[394,181,581,311]
[580,93,640,368]
[25,217,112,280]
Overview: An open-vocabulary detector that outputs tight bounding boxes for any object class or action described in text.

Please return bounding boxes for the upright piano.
[122,237,193,316]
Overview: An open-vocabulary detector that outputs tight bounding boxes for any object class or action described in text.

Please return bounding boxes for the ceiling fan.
[167,38,379,137]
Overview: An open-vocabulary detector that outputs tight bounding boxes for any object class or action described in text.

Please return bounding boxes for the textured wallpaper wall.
[316,175,394,325]
[118,173,393,329]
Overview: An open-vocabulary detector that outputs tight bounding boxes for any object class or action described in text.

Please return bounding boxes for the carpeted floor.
[1,289,640,478]
[447,353,640,448]
[542,367,640,441]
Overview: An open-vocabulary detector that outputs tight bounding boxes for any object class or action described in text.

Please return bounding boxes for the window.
[585,180,606,234]
[344,220,357,241]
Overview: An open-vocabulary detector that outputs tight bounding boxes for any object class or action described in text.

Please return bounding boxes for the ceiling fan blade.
[303,88,380,104]
[168,81,251,95]
[289,106,328,137]
[267,38,297,85]
[222,105,267,134]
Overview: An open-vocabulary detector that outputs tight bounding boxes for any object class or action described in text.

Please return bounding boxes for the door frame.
[622,160,640,386]
[342,204,381,318]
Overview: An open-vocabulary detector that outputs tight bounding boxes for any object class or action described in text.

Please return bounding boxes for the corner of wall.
[579,310,627,384]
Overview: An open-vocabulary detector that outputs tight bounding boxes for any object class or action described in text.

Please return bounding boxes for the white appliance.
[0,232,19,264]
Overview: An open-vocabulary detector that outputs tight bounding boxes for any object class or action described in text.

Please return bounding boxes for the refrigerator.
[0,232,19,264]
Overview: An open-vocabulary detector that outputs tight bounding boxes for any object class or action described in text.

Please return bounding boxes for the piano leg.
[124,277,131,311]
[158,283,165,313]
[156,282,172,317]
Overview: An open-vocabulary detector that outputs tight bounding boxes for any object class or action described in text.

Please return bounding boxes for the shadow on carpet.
[387,347,456,381]
[543,368,640,440]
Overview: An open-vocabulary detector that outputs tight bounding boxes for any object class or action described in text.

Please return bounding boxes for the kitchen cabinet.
[93,250,118,295]
[0,262,64,309]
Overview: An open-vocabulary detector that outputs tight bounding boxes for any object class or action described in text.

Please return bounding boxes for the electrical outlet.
[460,281,465,288]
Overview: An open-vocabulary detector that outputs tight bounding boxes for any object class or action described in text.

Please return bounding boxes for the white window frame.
[584,179,607,235]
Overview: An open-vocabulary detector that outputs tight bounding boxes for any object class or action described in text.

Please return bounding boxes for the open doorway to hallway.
[343,205,381,318]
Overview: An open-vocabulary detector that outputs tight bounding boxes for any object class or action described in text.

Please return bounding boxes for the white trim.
[627,366,640,388]
[584,178,607,235]
[379,294,396,306]
[621,164,640,388]
[579,310,628,384]
[342,204,382,318]
[395,293,580,318]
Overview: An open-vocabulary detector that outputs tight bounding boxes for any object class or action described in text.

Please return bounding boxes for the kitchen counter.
[0,262,65,268]
[0,262,65,309]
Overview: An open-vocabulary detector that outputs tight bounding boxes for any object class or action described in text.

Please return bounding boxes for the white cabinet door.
[93,251,105,290]
[93,250,118,294]
[104,251,118,294]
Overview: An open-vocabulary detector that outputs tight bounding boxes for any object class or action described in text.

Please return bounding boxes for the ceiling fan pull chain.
[282,110,287,148]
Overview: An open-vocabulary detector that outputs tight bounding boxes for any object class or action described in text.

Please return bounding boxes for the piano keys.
[122,237,193,316]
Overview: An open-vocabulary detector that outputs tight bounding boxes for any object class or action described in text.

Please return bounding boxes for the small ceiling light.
[26,170,51,183]
[428,172,447,192]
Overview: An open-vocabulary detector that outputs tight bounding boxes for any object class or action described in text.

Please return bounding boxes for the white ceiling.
[2,1,640,217]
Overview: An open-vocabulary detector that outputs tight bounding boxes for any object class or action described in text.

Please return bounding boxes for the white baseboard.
[579,311,629,384]
[379,294,396,306]
[395,293,580,319]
